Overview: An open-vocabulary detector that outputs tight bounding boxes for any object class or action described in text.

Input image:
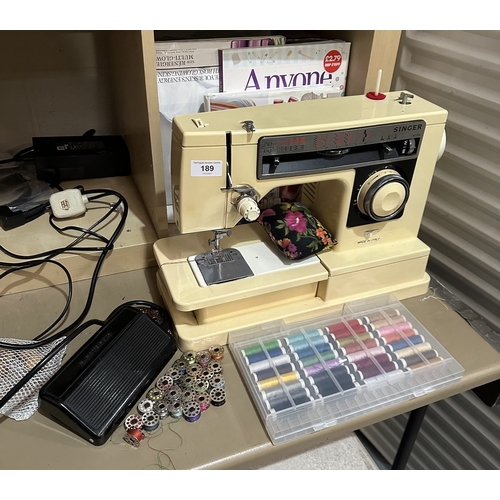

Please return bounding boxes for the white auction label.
[191,160,222,177]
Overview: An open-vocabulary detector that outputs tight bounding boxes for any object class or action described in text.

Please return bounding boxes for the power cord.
[0,186,140,411]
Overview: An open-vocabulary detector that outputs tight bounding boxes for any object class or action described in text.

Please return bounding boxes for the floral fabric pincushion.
[257,202,337,260]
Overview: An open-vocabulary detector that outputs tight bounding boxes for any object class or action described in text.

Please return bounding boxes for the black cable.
[0,187,128,347]
[0,146,35,165]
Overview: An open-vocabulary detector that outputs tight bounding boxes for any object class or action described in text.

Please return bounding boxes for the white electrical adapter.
[49,189,89,219]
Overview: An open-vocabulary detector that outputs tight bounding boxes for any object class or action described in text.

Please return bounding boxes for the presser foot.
[194,248,254,286]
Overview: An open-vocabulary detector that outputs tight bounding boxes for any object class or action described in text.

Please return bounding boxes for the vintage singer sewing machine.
[153,90,447,351]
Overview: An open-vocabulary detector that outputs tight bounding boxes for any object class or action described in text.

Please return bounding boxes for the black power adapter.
[33,135,131,185]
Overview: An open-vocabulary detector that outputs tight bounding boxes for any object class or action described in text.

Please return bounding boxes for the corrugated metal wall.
[360,30,500,470]
[392,30,500,331]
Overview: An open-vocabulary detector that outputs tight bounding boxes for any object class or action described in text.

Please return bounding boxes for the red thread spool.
[123,428,145,448]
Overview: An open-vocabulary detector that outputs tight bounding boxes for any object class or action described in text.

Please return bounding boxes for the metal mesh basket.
[0,337,66,421]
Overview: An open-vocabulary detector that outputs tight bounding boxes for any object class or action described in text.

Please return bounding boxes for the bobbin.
[181,389,196,404]
[156,374,174,392]
[141,411,160,431]
[209,388,226,407]
[198,368,214,382]
[182,401,201,422]
[166,367,182,381]
[172,359,187,375]
[153,400,170,419]
[196,350,212,367]
[195,393,210,412]
[179,375,196,389]
[168,400,184,418]
[124,414,143,430]
[210,375,225,389]
[164,385,182,402]
[194,379,209,393]
[182,350,197,365]
[209,345,224,360]
[137,398,155,415]
[208,360,223,374]
[148,387,164,402]
[123,428,145,448]
[185,364,201,377]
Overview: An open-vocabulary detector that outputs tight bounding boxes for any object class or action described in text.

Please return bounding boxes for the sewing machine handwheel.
[357,168,410,222]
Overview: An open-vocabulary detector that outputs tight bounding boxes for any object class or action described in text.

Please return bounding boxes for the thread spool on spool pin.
[366,69,386,101]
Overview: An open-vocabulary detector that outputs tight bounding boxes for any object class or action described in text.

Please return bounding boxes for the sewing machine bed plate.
[189,241,320,287]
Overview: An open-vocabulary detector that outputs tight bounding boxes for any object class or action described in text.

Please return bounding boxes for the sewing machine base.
[156,269,430,352]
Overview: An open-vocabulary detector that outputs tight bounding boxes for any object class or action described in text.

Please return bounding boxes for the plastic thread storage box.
[228,294,464,445]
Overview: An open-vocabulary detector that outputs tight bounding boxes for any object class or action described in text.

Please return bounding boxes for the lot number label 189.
[191,160,222,177]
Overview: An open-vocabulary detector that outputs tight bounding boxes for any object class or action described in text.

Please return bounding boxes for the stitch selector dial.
[357,168,410,222]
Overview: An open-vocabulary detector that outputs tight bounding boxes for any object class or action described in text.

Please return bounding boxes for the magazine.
[204,85,342,112]
[218,41,350,96]
[155,36,286,222]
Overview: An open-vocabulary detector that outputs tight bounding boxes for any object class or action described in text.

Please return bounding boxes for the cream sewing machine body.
[153,91,447,351]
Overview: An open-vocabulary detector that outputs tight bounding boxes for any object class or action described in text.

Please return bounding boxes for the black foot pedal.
[39,305,177,445]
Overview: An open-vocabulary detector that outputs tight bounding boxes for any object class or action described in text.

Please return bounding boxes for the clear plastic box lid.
[228,294,464,445]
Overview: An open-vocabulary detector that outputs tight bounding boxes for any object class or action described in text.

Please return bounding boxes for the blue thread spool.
[265,389,312,412]
[292,342,334,360]
[389,335,424,352]
[183,402,201,422]
[245,346,285,364]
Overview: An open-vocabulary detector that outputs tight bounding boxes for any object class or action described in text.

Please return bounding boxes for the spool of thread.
[248,353,297,373]
[123,428,145,448]
[399,349,439,367]
[387,334,424,352]
[258,370,300,391]
[183,402,202,422]
[265,388,312,412]
[261,379,306,401]
[210,375,225,389]
[252,362,298,382]
[172,359,187,375]
[297,350,338,368]
[291,342,334,360]
[141,411,160,431]
[284,328,328,344]
[156,375,174,392]
[327,323,372,339]
[195,393,211,412]
[208,360,223,374]
[137,398,154,415]
[346,345,391,364]
[242,339,282,357]
[342,338,382,355]
[245,346,285,364]
[168,401,184,418]
[124,414,143,430]
[210,388,226,407]
[300,357,345,377]
[376,328,417,344]
[209,344,224,360]
[153,400,169,419]
[287,335,329,352]
[392,342,433,359]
